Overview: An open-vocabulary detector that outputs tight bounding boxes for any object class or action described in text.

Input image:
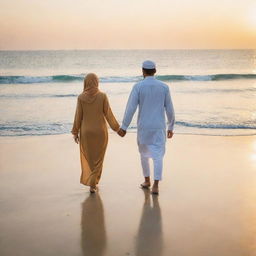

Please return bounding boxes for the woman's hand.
[117,128,126,137]
[73,135,79,144]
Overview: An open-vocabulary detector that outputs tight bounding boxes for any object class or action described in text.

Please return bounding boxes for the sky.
[0,0,256,50]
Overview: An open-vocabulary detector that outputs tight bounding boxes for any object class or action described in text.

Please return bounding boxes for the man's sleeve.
[164,86,175,131]
[121,85,139,130]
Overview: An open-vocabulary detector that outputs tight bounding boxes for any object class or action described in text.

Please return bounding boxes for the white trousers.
[138,144,165,181]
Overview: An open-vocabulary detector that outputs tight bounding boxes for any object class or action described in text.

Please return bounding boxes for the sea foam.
[1,73,256,84]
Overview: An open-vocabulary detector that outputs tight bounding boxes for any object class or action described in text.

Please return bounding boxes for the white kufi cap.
[142,60,156,69]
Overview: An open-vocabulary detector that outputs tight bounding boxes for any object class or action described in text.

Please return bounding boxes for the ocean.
[0,49,255,136]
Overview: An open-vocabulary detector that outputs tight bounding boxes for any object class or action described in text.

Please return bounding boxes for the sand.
[0,133,255,256]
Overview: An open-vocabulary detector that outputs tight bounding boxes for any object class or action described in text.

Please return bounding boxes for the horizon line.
[0,48,255,51]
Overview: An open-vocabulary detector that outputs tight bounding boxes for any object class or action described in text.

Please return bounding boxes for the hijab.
[79,73,100,103]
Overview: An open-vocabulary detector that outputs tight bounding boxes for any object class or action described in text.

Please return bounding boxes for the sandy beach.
[0,133,255,256]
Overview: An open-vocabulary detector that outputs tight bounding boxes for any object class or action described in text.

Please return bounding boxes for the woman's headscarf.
[78,73,100,103]
[83,73,99,96]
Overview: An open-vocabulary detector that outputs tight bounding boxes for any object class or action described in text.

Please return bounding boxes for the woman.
[71,73,120,193]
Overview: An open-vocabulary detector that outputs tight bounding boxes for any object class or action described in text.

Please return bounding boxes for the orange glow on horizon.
[0,0,255,50]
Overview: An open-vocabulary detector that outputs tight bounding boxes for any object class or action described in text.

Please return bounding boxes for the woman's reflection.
[135,189,163,256]
[81,194,106,256]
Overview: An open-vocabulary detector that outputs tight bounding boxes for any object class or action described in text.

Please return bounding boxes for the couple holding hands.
[72,60,175,195]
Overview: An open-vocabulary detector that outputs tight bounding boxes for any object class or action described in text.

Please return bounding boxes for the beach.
[1,0,256,253]
[0,133,255,256]
[0,49,256,255]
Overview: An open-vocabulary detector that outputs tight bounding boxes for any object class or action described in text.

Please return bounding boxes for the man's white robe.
[121,76,175,179]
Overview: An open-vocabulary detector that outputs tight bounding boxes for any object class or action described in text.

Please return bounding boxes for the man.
[118,60,175,195]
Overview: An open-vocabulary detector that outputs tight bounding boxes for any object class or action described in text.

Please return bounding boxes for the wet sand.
[0,133,255,256]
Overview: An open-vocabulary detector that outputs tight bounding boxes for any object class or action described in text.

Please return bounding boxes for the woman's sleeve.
[103,94,120,132]
[71,98,83,136]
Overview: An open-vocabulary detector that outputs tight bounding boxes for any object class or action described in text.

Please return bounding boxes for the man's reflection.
[135,189,163,256]
[81,194,106,256]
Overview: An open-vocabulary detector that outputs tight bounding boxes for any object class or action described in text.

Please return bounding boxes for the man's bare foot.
[151,186,159,195]
[140,182,151,189]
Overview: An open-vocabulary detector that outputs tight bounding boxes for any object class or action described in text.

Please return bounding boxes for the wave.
[1,121,256,136]
[0,75,83,84]
[1,86,255,99]
[0,122,71,136]
[175,121,256,130]
[0,93,78,99]
[0,73,256,84]
[158,74,256,81]
[0,75,140,84]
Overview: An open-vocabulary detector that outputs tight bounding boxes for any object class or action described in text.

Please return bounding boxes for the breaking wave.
[1,121,255,136]
[1,73,256,84]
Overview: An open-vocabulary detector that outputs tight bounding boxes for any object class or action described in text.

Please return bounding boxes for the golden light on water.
[252,82,256,97]
[252,141,256,162]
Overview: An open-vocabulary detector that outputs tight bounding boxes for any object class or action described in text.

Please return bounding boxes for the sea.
[0,50,255,136]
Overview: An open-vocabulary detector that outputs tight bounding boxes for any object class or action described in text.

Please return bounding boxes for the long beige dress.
[72,92,120,187]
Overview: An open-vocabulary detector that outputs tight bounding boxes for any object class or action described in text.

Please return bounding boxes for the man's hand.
[73,135,79,144]
[117,128,126,137]
[167,130,173,139]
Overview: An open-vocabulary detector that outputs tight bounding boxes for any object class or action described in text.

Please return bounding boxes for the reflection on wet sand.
[81,194,106,256]
[135,189,163,256]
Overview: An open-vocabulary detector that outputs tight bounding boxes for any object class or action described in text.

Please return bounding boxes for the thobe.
[121,76,175,180]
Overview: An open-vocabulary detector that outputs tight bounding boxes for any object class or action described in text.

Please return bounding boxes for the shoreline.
[0,131,255,139]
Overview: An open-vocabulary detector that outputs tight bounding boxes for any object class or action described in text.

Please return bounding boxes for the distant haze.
[0,0,256,50]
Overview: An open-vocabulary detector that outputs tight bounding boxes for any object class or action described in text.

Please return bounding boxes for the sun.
[247,4,256,29]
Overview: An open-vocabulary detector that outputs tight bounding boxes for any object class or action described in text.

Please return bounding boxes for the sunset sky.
[0,0,256,50]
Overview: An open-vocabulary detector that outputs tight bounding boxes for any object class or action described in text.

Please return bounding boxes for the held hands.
[167,130,174,139]
[117,129,172,138]
[74,130,170,141]
[117,128,126,137]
